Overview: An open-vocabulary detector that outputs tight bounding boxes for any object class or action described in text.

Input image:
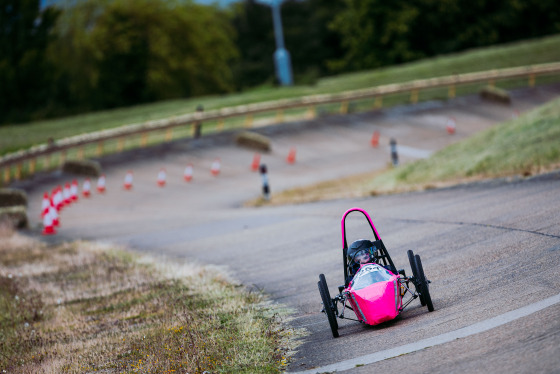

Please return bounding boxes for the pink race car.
[318,207,434,338]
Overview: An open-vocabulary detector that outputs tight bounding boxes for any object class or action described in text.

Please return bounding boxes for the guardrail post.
[96,141,104,156]
[306,106,316,119]
[15,163,22,180]
[77,146,84,160]
[244,114,253,128]
[117,138,124,152]
[217,119,224,132]
[275,109,284,123]
[448,84,456,99]
[3,167,10,185]
[529,73,536,87]
[60,150,66,165]
[165,128,173,142]
[29,159,36,174]
[488,79,495,88]
[410,89,419,104]
[141,133,148,147]
[340,101,349,114]
[374,96,383,109]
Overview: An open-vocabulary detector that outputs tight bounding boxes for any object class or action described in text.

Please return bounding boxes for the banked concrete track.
[17,85,560,373]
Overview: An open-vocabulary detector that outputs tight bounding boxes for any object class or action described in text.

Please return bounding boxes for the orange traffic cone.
[370,130,380,147]
[42,207,56,235]
[97,175,106,193]
[286,147,296,164]
[211,159,221,176]
[41,192,50,218]
[82,178,91,197]
[446,117,456,135]
[251,153,261,171]
[124,171,133,190]
[184,164,193,182]
[157,168,166,187]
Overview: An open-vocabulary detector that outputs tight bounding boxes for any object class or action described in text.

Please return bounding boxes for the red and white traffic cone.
[211,159,221,176]
[42,207,56,235]
[286,147,296,164]
[71,180,79,202]
[370,130,380,147]
[123,170,133,190]
[157,168,166,187]
[82,178,91,197]
[49,200,59,227]
[54,186,63,210]
[41,192,50,218]
[184,164,193,182]
[251,153,261,172]
[63,183,72,206]
[97,175,106,193]
[446,117,456,135]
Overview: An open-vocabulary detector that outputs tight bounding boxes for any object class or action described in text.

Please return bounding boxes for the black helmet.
[347,239,376,264]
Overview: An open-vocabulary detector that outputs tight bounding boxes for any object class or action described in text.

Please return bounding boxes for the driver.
[347,239,377,277]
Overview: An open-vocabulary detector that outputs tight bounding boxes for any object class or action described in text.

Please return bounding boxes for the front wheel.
[407,250,425,306]
[318,274,339,338]
[415,255,434,312]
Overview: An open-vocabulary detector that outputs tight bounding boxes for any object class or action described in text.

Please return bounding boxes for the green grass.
[2,33,560,155]
[0,229,296,373]
[366,97,560,193]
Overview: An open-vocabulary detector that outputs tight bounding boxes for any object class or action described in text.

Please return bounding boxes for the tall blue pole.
[257,0,293,86]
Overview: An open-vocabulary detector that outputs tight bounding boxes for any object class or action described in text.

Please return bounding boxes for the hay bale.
[479,86,511,104]
[0,188,28,208]
[234,131,271,152]
[62,159,102,177]
[0,206,28,229]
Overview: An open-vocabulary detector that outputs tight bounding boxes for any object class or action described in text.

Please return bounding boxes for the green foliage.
[230,0,345,89]
[329,0,560,72]
[49,0,238,111]
[0,0,60,122]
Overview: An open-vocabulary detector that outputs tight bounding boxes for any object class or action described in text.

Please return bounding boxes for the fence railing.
[2,61,560,185]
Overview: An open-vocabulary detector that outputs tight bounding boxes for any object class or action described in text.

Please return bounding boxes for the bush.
[62,159,102,177]
[479,85,511,104]
[234,131,271,152]
[0,188,28,208]
[0,206,28,229]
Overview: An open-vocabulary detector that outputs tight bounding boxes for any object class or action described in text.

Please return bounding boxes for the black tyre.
[319,274,338,330]
[318,274,339,338]
[407,250,425,306]
[415,255,434,312]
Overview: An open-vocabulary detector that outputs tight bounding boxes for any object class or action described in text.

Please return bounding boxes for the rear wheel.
[415,255,434,312]
[407,250,425,306]
[318,274,339,338]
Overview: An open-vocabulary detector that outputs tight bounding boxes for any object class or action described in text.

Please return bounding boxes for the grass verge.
[0,226,299,373]
[2,34,560,155]
[258,96,560,205]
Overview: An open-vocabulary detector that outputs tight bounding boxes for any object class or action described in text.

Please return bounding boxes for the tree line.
[1,0,559,124]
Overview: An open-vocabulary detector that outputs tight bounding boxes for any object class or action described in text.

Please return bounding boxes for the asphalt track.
[20,85,560,373]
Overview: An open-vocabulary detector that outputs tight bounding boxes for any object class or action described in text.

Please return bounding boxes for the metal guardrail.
[2,62,560,184]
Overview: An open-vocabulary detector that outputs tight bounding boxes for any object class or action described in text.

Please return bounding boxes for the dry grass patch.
[0,225,298,373]
[246,169,387,207]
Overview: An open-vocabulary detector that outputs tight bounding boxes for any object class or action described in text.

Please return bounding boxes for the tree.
[0,0,60,123]
[48,0,238,111]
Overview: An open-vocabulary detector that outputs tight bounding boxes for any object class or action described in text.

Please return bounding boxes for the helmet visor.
[353,249,371,264]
